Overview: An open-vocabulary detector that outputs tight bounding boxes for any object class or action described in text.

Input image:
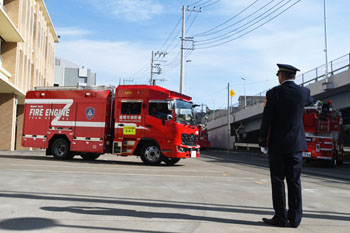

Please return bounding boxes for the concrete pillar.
[16,104,26,150]
[0,94,17,150]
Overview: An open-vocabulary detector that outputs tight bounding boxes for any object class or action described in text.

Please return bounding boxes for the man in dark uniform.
[259,64,314,228]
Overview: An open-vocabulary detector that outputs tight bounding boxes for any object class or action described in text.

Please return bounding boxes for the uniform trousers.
[268,151,303,227]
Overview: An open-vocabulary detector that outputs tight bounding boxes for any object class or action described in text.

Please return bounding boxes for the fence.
[207,52,350,122]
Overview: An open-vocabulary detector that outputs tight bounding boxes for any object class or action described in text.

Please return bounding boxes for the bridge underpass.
[207,53,350,150]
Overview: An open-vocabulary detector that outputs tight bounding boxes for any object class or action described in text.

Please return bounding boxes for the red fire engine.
[22,85,200,165]
[197,126,211,149]
[303,100,344,167]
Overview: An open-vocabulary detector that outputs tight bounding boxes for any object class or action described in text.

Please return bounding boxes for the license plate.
[191,150,197,158]
[302,152,311,158]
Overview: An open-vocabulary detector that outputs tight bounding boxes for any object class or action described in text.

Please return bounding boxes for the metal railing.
[208,52,350,122]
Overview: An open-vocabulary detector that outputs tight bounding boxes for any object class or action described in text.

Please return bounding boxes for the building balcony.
[0,6,24,42]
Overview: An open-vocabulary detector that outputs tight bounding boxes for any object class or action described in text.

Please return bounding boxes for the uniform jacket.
[259,80,314,154]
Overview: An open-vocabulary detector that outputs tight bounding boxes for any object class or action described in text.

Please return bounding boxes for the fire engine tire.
[330,159,337,168]
[337,155,344,166]
[140,143,162,165]
[162,156,181,166]
[80,153,100,161]
[51,138,74,160]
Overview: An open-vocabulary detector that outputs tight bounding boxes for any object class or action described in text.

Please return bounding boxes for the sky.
[46,0,350,110]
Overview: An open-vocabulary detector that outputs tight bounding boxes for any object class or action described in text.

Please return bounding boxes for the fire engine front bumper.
[162,145,200,159]
[303,150,333,160]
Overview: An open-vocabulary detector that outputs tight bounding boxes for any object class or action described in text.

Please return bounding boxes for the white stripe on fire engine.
[320,148,333,151]
[23,135,46,139]
[316,156,332,160]
[305,134,333,139]
[74,137,103,142]
[114,123,147,129]
[54,121,106,127]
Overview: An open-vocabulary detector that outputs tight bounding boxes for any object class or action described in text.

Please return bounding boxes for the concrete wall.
[0,94,16,150]
[207,68,350,149]
[15,104,25,150]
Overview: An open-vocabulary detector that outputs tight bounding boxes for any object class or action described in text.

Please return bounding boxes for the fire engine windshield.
[175,100,196,125]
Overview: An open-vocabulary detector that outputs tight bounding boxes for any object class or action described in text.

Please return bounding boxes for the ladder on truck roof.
[34,85,115,91]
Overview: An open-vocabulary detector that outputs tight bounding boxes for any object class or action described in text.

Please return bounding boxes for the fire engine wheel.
[330,158,337,168]
[337,150,344,166]
[51,138,74,160]
[337,156,344,166]
[162,156,181,166]
[80,153,100,161]
[140,143,162,165]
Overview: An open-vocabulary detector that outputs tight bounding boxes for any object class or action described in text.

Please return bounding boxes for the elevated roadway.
[208,53,350,149]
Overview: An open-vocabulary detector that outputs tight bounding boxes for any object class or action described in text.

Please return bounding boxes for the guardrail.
[233,143,259,150]
[207,52,350,122]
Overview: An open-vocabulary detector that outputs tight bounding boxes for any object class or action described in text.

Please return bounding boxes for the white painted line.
[8,163,232,173]
[2,168,256,180]
[303,189,318,193]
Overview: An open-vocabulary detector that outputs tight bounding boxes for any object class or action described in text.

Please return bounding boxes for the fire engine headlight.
[176,146,186,153]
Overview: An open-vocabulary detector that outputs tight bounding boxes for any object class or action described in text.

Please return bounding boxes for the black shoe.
[262,218,288,227]
[289,222,300,228]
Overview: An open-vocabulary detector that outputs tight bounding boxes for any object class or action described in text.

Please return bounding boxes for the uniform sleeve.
[305,88,314,106]
[259,90,275,147]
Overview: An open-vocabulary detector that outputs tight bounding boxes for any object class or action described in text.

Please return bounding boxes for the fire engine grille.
[181,133,198,146]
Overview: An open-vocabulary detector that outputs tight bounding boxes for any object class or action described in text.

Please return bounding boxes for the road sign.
[230,89,235,97]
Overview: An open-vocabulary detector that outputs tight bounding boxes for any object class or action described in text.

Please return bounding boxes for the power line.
[196,0,300,49]
[196,0,276,39]
[186,12,200,33]
[201,0,221,8]
[197,0,214,7]
[194,0,260,37]
[160,16,182,51]
[196,0,286,44]
[189,0,205,7]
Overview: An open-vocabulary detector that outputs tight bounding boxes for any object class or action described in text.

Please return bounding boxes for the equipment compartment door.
[72,102,106,153]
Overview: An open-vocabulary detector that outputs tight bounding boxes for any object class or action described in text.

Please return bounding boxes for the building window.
[55,58,60,66]
[79,77,87,85]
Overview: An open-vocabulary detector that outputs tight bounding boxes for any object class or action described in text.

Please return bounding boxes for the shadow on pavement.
[0,190,349,224]
[201,150,350,182]
[0,154,184,167]
[0,217,174,233]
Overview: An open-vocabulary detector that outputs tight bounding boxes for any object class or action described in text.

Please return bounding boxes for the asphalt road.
[0,150,349,233]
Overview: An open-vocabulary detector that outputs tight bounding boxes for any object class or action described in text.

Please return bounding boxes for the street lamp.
[185,60,192,95]
[323,0,329,82]
[241,78,246,109]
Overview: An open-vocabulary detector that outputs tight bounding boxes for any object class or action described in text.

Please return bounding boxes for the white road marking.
[8,163,227,173]
[304,189,318,193]
[1,168,257,180]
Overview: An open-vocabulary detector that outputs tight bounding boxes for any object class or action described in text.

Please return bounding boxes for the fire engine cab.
[303,100,344,167]
[22,85,200,165]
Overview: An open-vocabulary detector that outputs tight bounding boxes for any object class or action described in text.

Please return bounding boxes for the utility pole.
[242,78,246,109]
[150,51,154,85]
[227,83,230,154]
[150,51,167,85]
[179,6,200,94]
[179,5,186,94]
